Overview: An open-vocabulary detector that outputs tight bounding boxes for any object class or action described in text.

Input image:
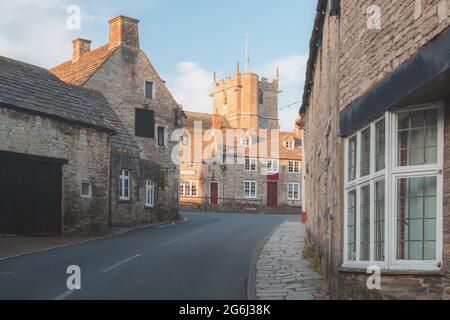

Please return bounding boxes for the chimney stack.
[108,16,140,49]
[72,38,91,63]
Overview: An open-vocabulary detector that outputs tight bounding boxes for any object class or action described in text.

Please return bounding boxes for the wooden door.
[0,153,62,235]
[267,182,278,208]
[210,182,219,205]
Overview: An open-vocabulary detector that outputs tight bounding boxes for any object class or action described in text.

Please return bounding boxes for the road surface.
[0,212,297,300]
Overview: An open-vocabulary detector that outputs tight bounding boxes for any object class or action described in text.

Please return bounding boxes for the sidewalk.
[0,220,181,261]
[254,222,329,300]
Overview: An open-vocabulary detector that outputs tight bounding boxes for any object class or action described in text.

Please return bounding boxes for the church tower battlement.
[210,62,280,130]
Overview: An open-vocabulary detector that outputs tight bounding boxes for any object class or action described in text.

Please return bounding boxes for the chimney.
[108,16,140,49]
[72,38,91,63]
[212,114,222,130]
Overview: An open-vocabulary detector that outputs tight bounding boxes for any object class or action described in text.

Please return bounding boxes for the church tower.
[210,63,280,130]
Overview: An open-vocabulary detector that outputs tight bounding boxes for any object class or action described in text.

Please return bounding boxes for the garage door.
[0,151,64,235]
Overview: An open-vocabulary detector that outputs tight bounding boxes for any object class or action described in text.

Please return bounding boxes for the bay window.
[344,104,443,271]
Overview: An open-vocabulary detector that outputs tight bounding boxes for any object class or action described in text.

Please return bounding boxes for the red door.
[210,182,219,205]
[267,182,278,208]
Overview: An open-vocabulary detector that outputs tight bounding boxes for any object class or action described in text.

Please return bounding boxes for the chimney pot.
[108,15,140,49]
[72,38,91,63]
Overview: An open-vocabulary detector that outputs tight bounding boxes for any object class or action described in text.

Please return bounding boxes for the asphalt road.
[0,212,297,300]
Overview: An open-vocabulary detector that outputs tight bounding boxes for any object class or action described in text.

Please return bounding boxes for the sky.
[0,0,317,131]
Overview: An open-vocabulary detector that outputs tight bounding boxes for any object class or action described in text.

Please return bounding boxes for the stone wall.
[84,46,180,225]
[303,10,343,297]
[339,0,449,109]
[0,107,111,233]
[302,0,450,299]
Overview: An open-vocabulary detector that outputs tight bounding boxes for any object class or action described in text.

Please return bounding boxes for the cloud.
[167,55,308,131]
[168,62,212,114]
[259,54,307,131]
[0,0,75,67]
[260,54,308,86]
[0,0,117,68]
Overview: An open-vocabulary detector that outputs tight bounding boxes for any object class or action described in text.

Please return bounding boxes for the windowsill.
[118,200,132,203]
[339,266,445,276]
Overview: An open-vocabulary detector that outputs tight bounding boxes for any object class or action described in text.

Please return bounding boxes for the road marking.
[187,220,230,237]
[157,222,176,228]
[101,254,141,273]
[54,289,77,300]
[154,239,179,249]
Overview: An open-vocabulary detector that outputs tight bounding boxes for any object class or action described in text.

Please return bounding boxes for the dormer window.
[145,81,154,99]
[285,140,295,149]
[241,136,252,147]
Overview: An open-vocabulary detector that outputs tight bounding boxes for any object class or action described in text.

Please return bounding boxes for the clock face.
[259,118,268,129]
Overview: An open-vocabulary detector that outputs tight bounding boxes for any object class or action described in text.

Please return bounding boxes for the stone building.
[300,0,450,299]
[179,65,302,213]
[51,16,184,226]
[0,55,116,235]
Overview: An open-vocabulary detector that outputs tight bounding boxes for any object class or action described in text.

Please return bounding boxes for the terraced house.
[179,64,302,213]
[300,0,450,299]
[51,16,184,228]
[0,15,183,236]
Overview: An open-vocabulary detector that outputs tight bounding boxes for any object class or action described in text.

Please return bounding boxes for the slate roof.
[49,45,118,86]
[0,55,138,149]
[0,55,114,131]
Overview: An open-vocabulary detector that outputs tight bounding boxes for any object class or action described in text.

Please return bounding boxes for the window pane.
[397,177,437,261]
[360,129,371,177]
[158,127,165,146]
[375,180,385,261]
[145,81,153,99]
[398,110,438,166]
[360,185,370,261]
[347,190,357,261]
[348,137,357,181]
[375,119,385,172]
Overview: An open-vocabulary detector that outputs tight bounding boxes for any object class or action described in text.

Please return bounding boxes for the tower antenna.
[244,31,250,72]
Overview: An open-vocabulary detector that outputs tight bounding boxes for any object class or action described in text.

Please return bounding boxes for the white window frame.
[179,180,198,197]
[81,181,92,198]
[119,170,131,201]
[343,103,444,271]
[288,182,300,200]
[288,160,300,174]
[241,136,252,147]
[244,157,257,172]
[244,180,257,199]
[285,140,295,150]
[145,180,155,208]
[267,159,279,174]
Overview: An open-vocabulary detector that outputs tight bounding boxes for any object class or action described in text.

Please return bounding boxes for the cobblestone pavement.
[255,222,329,300]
